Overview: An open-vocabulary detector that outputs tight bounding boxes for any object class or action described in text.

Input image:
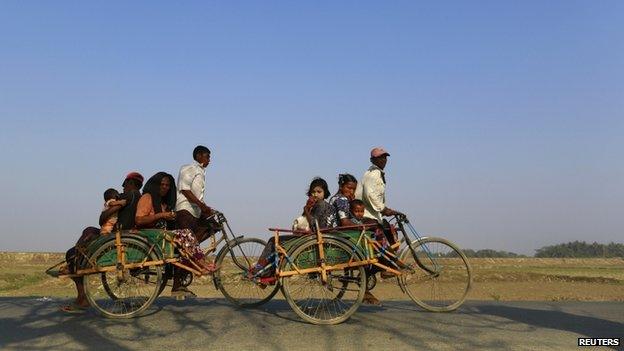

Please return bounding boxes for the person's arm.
[99,205,122,226]
[179,190,212,215]
[135,194,175,228]
[334,197,357,226]
[178,168,212,216]
[136,210,175,228]
[303,196,316,227]
[381,207,402,216]
[99,199,128,225]
[366,174,386,212]
[108,199,127,207]
[339,217,358,226]
[367,172,402,217]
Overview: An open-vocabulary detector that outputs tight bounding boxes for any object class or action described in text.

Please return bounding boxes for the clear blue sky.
[0,1,622,254]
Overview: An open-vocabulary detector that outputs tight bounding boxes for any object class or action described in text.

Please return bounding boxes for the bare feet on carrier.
[197,258,217,274]
[58,264,70,276]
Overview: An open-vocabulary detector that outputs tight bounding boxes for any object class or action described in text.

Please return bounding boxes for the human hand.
[306,195,317,206]
[108,199,127,207]
[304,196,316,212]
[161,211,176,221]
[200,204,213,216]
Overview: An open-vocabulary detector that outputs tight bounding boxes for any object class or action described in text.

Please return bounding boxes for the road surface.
[0,297,622,350]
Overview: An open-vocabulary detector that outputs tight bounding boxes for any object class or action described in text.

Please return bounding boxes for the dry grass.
[1,252,623,301]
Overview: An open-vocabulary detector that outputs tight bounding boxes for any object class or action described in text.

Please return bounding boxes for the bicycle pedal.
[174,295,186,301]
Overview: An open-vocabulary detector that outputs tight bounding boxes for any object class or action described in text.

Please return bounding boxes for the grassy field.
[1,252,623,301]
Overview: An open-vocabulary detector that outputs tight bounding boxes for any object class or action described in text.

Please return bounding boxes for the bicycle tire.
[280,237,366,325]
[214,237,279,307]
[84,238,163,318]
[398,237,472,312]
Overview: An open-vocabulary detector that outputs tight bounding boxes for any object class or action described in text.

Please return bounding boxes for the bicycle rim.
[281,238,365,325]
[215,238,279,307]
[398,237,472,312]
[84,238,162,318]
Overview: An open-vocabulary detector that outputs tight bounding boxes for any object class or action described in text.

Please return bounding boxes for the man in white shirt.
[172,145,215,298]
[355,147,405,302]
[175,145,215,243]
[355,147,403,224]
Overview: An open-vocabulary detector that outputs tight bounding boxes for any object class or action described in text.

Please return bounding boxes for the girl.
[303,177,333,230]
[328,173,359,227]
[254,177,333,281]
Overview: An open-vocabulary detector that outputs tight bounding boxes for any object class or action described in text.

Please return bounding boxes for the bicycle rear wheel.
[214,238,279,307]
[398,237,471,312]
[84,238,163,318]
[280,238,366,325]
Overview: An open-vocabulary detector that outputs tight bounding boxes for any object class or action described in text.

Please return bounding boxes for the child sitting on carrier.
[348,199,366,225]
[350,198,383,305]
[100,188,127,234]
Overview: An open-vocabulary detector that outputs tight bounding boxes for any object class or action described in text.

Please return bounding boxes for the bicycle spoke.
[399,238,471,312]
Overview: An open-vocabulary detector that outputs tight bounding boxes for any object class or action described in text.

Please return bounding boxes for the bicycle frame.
[251,215,441,286]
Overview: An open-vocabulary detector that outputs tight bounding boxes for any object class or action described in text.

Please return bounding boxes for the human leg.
[61,226,99,313]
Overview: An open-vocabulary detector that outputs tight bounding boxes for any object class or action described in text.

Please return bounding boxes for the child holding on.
[100,188,127,234]
[350,198,384,305]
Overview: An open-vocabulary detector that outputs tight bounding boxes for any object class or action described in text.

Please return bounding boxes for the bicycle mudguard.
[286,234,368,267]
[82,231,169,267]
[323,232,370,260]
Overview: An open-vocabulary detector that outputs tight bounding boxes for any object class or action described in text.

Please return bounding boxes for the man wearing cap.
[108,172,144,231]
[355,147,403,224]
[355,147,403,304]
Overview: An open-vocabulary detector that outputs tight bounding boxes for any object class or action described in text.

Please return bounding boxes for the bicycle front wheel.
[398,237,471,312]
[214,238,279,307]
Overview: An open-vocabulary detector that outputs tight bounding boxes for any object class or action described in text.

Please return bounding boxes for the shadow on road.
[1,297,622,350]
[476,304,623,349]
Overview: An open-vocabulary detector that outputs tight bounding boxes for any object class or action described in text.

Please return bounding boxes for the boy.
[349,199,367,225]
[350,199,383,305]
[100,188,127,234]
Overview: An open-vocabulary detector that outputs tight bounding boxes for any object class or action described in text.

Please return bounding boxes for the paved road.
[0,297,622,350]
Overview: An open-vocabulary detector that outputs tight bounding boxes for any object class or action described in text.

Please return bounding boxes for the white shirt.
[175,161,206,218]
[355,165,386,223]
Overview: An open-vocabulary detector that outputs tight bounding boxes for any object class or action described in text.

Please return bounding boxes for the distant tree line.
[534,241,624,258]
[460,249,527,258]
[456,241,624,258]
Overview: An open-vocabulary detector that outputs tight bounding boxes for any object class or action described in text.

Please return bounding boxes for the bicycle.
[219,214,472,324]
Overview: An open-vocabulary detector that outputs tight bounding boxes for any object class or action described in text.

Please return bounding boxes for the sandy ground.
[1,253,623,302]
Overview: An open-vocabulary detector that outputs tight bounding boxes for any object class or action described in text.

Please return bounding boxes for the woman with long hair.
[136,172,214,297]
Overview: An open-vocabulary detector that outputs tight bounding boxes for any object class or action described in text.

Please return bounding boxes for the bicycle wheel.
[280,237,366,325]
[214,237,279,307]
[84,238,163,318]
[398,237,471,312]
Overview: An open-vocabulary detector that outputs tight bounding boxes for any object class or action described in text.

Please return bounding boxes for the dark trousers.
[65,226,100,277]
[175,210,218,243]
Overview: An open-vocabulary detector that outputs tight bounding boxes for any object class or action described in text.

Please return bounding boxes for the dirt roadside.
[1,253,623,301]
